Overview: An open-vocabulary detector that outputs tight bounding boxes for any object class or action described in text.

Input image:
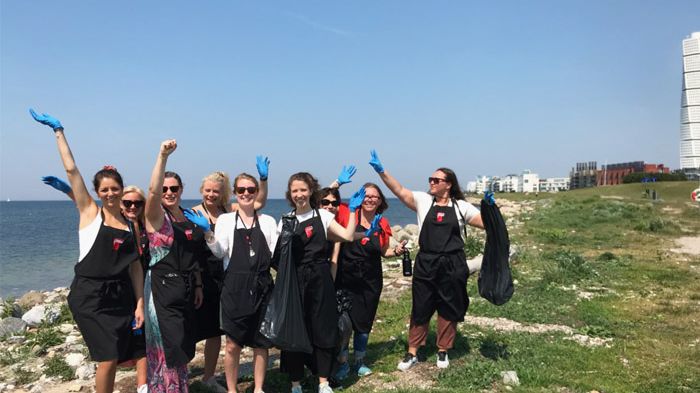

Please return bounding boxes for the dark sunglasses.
[320,199,340,207]
[235,186,258,195]
[162,185,180,193]
[428,177,448,184]
[122,200,145,208]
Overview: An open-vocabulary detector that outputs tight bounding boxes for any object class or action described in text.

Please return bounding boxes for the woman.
[319,164,356,280]
[204,173,277,393]
[30,109,144,393]
[41,178,148,393]
[278,172,373,393]
[368,150,485,371]
[144,140,205,392]
[333,183,406,380]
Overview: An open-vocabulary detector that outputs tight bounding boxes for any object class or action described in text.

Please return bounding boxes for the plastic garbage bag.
[478,200,514,305]
[259,214,313,353]
[335,289,353,354]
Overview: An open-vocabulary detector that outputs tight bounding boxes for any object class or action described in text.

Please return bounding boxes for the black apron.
[126,220,149,360]
[149,208,199,368]
[220,212,273,348]
[193,204,225,341]
[411,200,469,325]
[67,210,138,362]
[339,223,383,333]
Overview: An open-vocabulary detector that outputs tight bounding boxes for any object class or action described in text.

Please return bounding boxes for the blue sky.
[1,1,698,200]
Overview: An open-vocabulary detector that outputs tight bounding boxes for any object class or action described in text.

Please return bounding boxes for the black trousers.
[282,347,334,381]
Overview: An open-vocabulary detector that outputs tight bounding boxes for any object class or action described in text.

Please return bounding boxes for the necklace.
[236,211,256,257]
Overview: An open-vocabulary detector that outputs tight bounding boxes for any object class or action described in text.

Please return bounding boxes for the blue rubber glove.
[336,165,357,186]
[365,214,382,236]
[256,155,270,181]
[348,187,366,211]
[183,209,211,232]
[369,150,384,174]
[29,109,63,130]
[484,190,496,206]
[42,176,72,195]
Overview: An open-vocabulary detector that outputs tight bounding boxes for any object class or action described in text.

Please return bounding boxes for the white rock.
[75,363,96,380]
[67,383,83,392]
[65,335,81,344]
[65,353,86,368]
[30,383,43,393]
[21,305,60,327]
[59,324,75,334]
[501,371,520,386]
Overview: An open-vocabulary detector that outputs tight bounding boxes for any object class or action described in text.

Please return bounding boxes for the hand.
[160,139,177,157]
[365,213,382,236]
[29,108,63,130]
[348,186,366,211]
[369,149,384,174]
[336,165,357,186]
[183,209,211,232]
[194,287,203,309]
[484,190,496,206]
[256,155,270,180]
[394,240,408,255]
[42,176,72,195]
[132,304,144,330]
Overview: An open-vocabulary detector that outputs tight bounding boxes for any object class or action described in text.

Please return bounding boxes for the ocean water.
[0,199,417,297]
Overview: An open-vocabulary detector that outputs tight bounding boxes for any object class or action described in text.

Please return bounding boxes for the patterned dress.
[145,215,189,392]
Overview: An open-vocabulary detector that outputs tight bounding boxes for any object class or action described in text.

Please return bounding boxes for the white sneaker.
[436,351,449,369]
[318,382,334,393]
[137,384,148,393]
[203,376,228,393]
[397,352,418,371]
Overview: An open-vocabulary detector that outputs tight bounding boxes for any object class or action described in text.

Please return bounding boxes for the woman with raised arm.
[278,172,375,393]
[367,150,486,371]
[319,164,357,280]
[144,140,205,392]
[30,110,144,393]
[204,173,277,393]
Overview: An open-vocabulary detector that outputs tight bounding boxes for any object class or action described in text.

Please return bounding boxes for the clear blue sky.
[1,1,698,200]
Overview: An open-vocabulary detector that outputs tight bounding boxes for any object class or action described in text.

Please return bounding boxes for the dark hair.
[436,167,465,201]
[363,182,389,214]
[93,167,124,192]
[164,171,183,187]
[285,172,321,208]
[320,187,340,201]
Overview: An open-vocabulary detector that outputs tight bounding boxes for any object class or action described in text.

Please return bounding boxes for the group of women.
[32,109,488,393]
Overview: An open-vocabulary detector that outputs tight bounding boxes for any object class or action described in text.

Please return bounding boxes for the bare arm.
[328,213,357,242]
[378,170,416,211]
[129,260,145,328]
[253,179,268,210]
[330,242,340,281]
[54,131,99,228]
[468,214,485,230]
[145,140,177,233]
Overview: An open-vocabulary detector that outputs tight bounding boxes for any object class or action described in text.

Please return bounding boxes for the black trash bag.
[335,289,353,354]
[259,214,313,353]
[478,200,514,305]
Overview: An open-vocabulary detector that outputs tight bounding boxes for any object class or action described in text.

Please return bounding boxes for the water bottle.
[132,318,143,336]
[402,249,412,277]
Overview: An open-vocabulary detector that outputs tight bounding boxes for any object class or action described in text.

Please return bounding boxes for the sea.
[0,199,418,297]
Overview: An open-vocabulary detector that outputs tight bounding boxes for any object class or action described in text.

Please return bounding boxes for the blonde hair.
[200,171,231,209]
[122,185,146,221]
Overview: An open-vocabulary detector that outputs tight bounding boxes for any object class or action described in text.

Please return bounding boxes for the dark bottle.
[132,318,143,336]
[402,249,412,277]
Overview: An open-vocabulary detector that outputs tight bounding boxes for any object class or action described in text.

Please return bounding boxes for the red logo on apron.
[113,238,124,251]
[304,226,313,238]
[437,212,445,222]
[361,237,370,245]
[185,229,193,240]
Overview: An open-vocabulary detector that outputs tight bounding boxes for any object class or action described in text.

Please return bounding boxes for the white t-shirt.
[275,208,335,236]
[78,213,103,262]
[412,191,480,237]
[206,212,278,270]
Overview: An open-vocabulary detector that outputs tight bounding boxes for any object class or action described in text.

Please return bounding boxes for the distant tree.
[622,172,688,183]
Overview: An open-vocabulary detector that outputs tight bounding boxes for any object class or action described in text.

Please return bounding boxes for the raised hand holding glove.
[365,213,383,236]
[484,190,496,206]
[29,109,63,130]
[369,149,384,174]
[42,176,72,195]
[183,209,211,232]
[348,187,366,211]
[256,155,270,180]
[336,165,357,186]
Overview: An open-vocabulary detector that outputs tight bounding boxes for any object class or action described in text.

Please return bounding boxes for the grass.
[44,355,74,381]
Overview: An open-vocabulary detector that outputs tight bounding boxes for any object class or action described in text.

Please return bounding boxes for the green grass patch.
[44,355,74,381]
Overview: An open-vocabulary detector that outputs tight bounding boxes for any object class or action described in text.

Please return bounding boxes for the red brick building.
[596,161,670,186]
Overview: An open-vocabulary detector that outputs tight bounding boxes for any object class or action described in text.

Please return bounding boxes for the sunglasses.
[320,199,340,207]
[428,177,448,184]
[235,186,258,195]
[122,200,145,208]
[162,185,180,193]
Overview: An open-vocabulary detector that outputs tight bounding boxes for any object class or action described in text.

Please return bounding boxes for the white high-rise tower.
[681,32,700,178]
